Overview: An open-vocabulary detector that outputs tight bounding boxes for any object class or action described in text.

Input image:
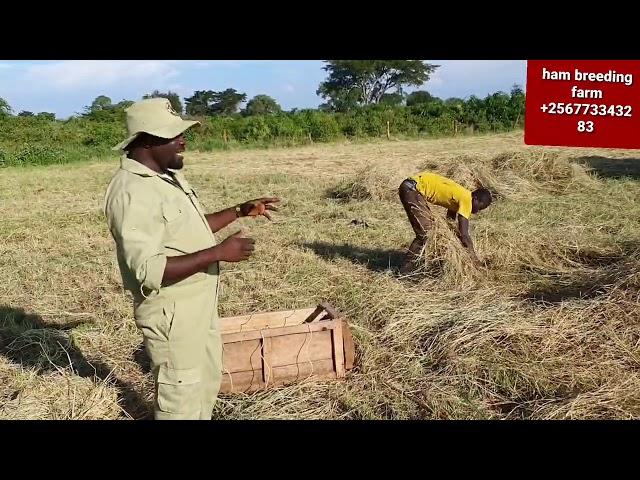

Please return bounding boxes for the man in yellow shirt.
[398,171,492,274]
[104,98,279,419]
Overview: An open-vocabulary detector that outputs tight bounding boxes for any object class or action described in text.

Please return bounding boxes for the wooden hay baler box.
[219,302,355,393]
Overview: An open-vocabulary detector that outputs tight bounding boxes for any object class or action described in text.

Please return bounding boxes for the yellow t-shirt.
[410,172,473,219]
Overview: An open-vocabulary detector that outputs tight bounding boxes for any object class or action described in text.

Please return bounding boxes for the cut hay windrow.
[2,132,640,419]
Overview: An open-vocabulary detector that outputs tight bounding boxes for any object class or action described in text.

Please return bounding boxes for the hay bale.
[327,165,402,202]
[417,150,600,201]
[489,150,599,194]
[418,154,531,200]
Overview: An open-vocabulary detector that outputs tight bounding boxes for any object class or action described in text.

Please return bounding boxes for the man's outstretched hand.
[238,197,280,220]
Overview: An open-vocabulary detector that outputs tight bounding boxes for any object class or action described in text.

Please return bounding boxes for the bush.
[293,110,342,141]
[0,88,526,166]
[10,144,63,166]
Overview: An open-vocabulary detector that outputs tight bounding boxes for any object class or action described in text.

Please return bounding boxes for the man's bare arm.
[457,216,481,265]
[162,232,254,286]
[205,197,280,233]
[205,207,238,234]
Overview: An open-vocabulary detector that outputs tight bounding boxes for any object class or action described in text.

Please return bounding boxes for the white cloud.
[284,84,295,92]
[166,84,192,98]
[421,60,526,98]
[207,60,274,68]
[430,60,525,79]
[24,60,180,90]
[427,68,444,87]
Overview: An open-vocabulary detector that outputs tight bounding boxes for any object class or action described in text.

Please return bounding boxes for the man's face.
[472,198,490,214]
[151,134,187,171]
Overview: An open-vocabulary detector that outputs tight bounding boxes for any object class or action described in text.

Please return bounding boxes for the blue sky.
[0,60,526,119]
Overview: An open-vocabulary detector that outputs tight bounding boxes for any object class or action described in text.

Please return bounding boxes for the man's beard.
[168,154,184,170]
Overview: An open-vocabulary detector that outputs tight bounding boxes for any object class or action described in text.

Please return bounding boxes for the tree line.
[1,60,524,122]
[0,61,526,167]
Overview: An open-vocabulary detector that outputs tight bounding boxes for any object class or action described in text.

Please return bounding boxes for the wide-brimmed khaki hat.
[112,97,200,151]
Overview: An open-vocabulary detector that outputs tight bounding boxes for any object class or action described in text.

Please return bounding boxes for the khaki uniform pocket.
[156,365,201,415]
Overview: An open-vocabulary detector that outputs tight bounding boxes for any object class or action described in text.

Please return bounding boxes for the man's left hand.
[238,197,280,220]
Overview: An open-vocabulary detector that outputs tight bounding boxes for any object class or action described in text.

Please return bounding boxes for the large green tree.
[82,96,132,120]
[89,95,112,112]
[317,60,439,111]
[243,94,282,116]
[379,92,405,106]
[185,90,215,116]
[185,88,247,116]
[0,97,13,117]
[406,90,437,106]
[210,88,247,115]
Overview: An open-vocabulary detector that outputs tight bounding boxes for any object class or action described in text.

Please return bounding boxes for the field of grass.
[1,131,640,419]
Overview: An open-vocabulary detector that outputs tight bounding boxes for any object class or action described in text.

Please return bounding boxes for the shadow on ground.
[301,241,406,273]
[0,305,152,419]
[575,156,640,180]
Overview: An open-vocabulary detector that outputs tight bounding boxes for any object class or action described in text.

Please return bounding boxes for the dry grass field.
[2,131,640,419]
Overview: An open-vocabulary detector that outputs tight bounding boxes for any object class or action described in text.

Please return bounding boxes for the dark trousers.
[398,179,433,272]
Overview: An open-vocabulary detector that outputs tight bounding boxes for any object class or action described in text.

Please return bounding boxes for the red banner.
[524,60,640,149]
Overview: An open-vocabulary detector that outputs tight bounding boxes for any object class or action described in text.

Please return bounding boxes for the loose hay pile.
[326,165,403,202]
[419,149,600,200]
[408,214,486,287]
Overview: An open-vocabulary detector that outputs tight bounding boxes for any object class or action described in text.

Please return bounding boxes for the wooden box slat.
[219,303,355,394]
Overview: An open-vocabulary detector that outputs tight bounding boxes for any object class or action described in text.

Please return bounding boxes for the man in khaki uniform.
[104,98,279,420]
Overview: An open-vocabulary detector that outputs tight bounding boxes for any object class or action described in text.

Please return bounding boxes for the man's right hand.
[216,230,255,262]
